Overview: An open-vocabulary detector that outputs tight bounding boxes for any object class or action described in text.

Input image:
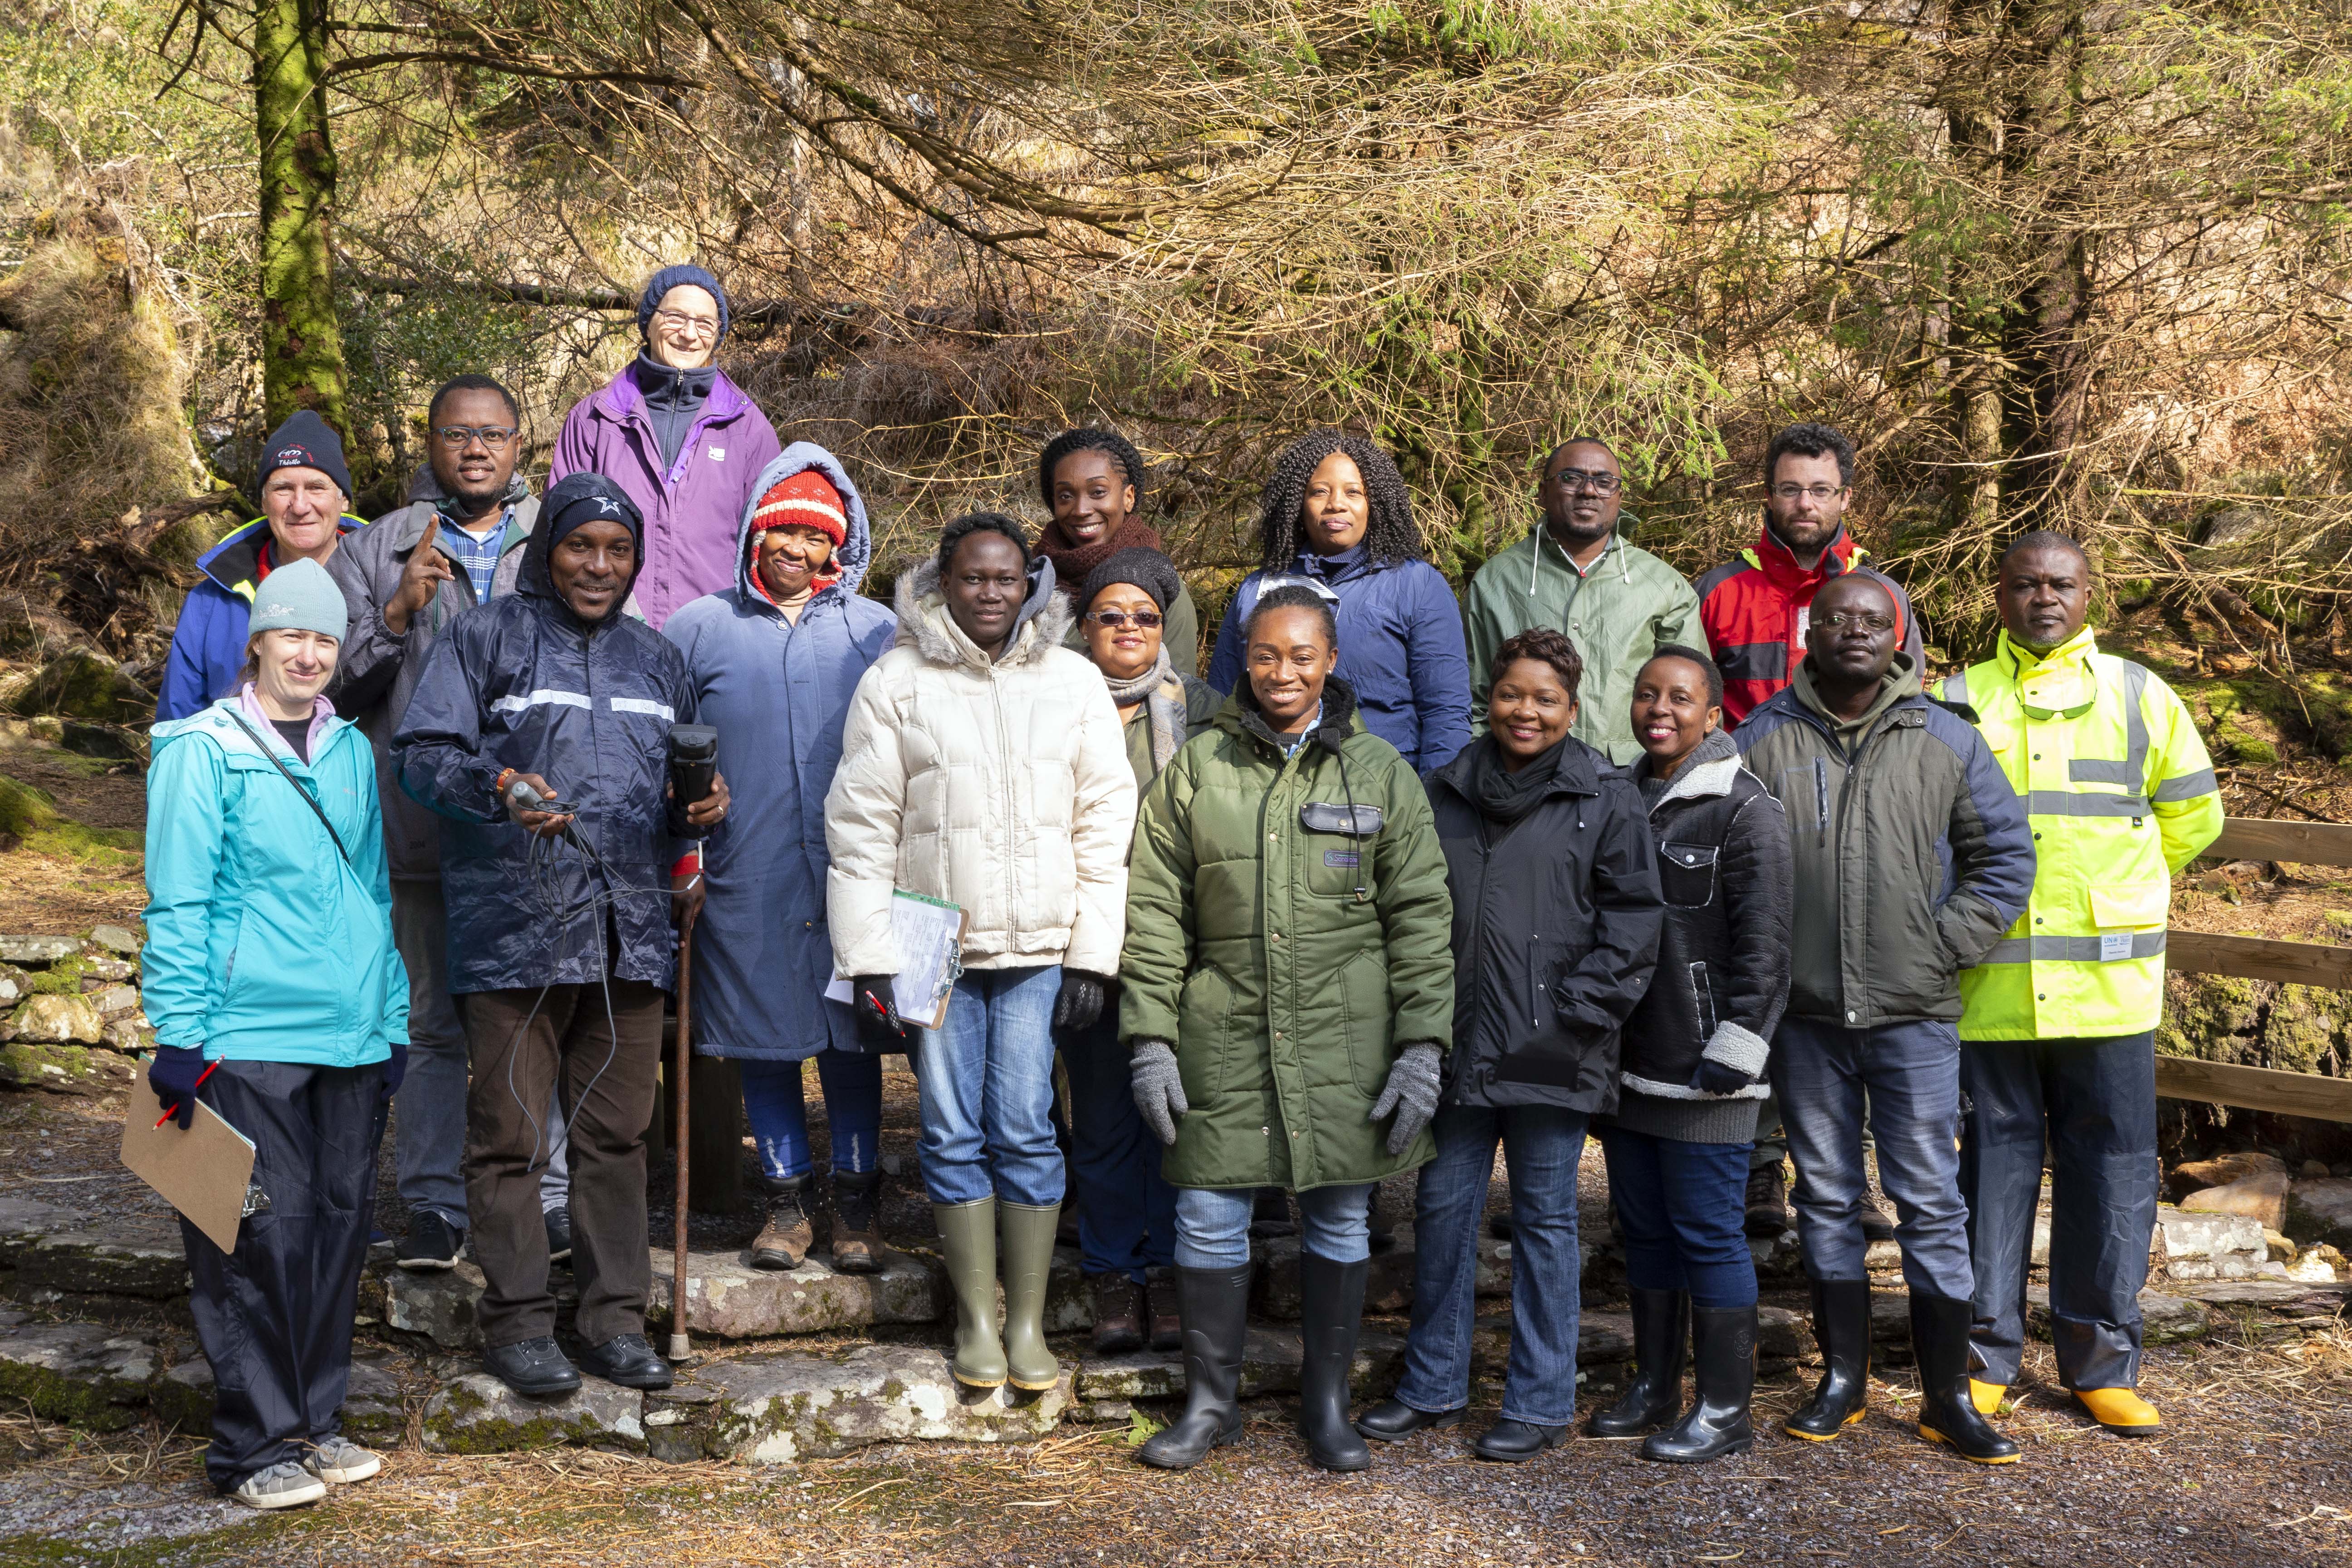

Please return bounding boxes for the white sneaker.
[231,1460,328,1509]
[304,1435,382,1484]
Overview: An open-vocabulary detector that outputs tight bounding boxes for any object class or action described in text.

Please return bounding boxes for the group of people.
[140,262,2223,1510]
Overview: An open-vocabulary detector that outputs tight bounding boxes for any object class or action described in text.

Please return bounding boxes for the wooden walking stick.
[669,903,700,1362]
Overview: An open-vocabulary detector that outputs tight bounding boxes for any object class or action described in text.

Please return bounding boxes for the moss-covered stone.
[421,1371,645,1454]
[0,1322,160,1431]
[2263,985,2345,1077]
[11,649,153,723]
[2157,972,2271,1065]
[0,1038,137,1094]
[0,773,142,864]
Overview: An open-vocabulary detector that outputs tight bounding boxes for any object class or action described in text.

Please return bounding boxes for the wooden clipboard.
[120,1063,257,1253]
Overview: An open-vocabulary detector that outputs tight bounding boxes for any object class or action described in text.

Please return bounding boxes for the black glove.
[1691,1057,1757,1096]
[382,1040,409,1101]
[851,976,905,1049]
[1052,970,1110,1032]
[149,1045,208,1130]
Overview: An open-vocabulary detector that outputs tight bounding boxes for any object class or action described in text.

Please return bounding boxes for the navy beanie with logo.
[254,410,353,501]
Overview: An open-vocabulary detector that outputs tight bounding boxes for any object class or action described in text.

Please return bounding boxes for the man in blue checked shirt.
[328,375,554,1275]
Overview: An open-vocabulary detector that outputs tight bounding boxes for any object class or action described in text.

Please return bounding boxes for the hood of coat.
[893,553,1071,671]
[516,471,647,627]
[1214,673,1367,757]
[733,444,875,606]
[1789,648,1923,736]
[1641,725,1742,811]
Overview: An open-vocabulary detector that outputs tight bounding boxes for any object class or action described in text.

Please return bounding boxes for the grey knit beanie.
[246,558,349,641]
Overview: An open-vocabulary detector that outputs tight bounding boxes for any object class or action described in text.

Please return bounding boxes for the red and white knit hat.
[752,469,848,545]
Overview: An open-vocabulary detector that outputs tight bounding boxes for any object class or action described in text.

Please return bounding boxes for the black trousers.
[459,978,663,1348]
[1959,1031,2158,1390]
[181,1058,386,1491]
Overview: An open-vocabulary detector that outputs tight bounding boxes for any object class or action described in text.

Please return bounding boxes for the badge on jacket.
[708,446,726,462]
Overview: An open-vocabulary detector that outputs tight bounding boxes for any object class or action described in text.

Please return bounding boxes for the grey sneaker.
[230,1460,327,1510]
[305,1435,381,1484]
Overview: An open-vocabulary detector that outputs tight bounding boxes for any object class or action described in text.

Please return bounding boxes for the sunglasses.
[1086,609,1164,630]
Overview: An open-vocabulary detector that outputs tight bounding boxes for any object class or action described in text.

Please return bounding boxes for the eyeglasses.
[1548,468,1621,494]
[434,425,517,449]
[653,308,720,338]
[1772,483,1846,503]
[1086,609,1164,630]
[1816,611,1894,633]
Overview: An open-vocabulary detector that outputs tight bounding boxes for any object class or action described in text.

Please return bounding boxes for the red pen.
[156,1060,219,1128]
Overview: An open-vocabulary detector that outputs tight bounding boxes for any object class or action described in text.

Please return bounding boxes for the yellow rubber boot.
[1970,1379,2006,1416]
[2076,1387,2161,1436]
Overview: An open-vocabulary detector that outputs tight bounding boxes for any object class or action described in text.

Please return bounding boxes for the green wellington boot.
[932,1198,1008,1388]
[999,1202,1065,1391]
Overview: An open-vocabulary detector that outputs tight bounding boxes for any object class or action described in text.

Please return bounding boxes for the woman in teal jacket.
[142,558,408,1511]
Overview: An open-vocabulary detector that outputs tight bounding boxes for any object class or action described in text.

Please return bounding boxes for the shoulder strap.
[221,709,353,869]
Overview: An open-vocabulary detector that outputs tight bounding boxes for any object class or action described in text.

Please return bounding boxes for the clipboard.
[825,890,968,1031]
[120,1063,258,1254]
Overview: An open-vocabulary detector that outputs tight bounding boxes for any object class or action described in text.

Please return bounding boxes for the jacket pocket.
[1303,826,1373,901]
[2088,885,2169,930]
[1658,841,1719,909]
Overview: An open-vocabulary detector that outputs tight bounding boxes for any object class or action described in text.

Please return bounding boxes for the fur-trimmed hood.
[893,553,1072,672]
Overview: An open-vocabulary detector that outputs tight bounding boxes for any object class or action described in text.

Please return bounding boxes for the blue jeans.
[1773,1016,1972,1299]
[1394,1103,1585,1428]
[914,966,1064,1208]
[1961,1031,2157,1390]
[738,1051,885,1181]
[1599,1125,1756,1309]
[1173,1183,1372,1269]
[1060,1008,1176,1281]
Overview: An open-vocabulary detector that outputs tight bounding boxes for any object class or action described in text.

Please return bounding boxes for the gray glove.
[1369,1041,1443,1156]
[1130,1038,1188,1147]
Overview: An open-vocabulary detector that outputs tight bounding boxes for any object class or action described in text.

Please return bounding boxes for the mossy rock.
[11,650,151,724]
[0,773,142,864]
[0,1038,136,1095]
[2261,985,2347,1078]
[0,1324,161,1432]
[421,1372,645,1454]
[2157,972,2271,1064]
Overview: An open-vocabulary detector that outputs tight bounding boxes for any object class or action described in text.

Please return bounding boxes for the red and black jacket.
[1694,523,1924,725]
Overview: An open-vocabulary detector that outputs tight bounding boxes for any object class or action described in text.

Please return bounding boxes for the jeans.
[739,1051,885,1181]
[391,879,567,1227]
[1060,1007,1176,1281]
[1961,1031,2158,1390]
[914,966,1065,1208]
[1173,1182,1373,1269]
[1393,1103,1585,1427]
[1772,1016,1972,1299]
[1599,1125,1756,1309]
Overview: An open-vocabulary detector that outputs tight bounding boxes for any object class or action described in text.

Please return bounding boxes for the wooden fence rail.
[2159,816,2352,1123]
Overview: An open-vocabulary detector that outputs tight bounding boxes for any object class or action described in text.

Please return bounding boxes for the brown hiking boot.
[750,1176,813,1270]
[1744,1164,1791,1238]
[1090,1273,1145,1355]
[830,1169,884,1275]
[1146,1269,1182,1352]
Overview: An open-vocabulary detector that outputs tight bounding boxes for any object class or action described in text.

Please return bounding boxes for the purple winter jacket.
[548,361,783,627]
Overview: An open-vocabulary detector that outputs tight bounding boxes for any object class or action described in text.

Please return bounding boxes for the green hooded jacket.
[1118,677,1456,1191]
[1464,528,1699,765]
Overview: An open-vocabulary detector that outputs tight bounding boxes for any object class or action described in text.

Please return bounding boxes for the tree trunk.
[255,0,349,435]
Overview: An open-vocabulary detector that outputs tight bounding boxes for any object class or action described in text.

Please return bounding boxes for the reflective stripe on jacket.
[1936,629,2222,1040]
[1695,523,1923,725]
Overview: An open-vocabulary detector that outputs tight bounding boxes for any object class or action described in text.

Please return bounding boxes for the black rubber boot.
[1642,1305,1755,1463]
[1912,1291,2023,1465]
[1297,1254,1371,1472]
[1783,1278,1871,1441]
[1137,1265,1253,1470]
[1588,1287,1690,1437]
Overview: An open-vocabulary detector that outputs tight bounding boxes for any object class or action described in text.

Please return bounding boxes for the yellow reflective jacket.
[1934,628,2222,1040]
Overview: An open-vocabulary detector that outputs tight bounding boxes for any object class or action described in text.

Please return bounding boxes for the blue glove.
[149,1045,208,1130]
[382,1040,408,1100]
[1691,1057,1757,1097]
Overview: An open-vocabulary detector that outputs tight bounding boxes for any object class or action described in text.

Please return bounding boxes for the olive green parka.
[1118,677,1456,1192]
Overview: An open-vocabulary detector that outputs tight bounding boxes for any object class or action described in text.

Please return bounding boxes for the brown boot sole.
[830,1234,883,1274]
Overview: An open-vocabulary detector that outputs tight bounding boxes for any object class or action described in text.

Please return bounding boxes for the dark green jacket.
[1119,678,1456,1191]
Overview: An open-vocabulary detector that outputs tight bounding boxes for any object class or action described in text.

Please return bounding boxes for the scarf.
[1036,514,1164,591]
[1469,733,1567,826]
[1102,649,1187,772]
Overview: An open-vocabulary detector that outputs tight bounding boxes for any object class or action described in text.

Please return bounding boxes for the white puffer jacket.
[826,557,1138,977]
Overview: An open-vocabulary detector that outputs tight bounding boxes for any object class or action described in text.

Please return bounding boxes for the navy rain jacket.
[392,473,697,995]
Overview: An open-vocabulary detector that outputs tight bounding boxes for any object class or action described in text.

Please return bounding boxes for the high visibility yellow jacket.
[1934,628,2223,1040]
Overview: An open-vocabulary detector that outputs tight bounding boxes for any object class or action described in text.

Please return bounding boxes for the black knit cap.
[255,410,353,501]
[1080,547,1182,613]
